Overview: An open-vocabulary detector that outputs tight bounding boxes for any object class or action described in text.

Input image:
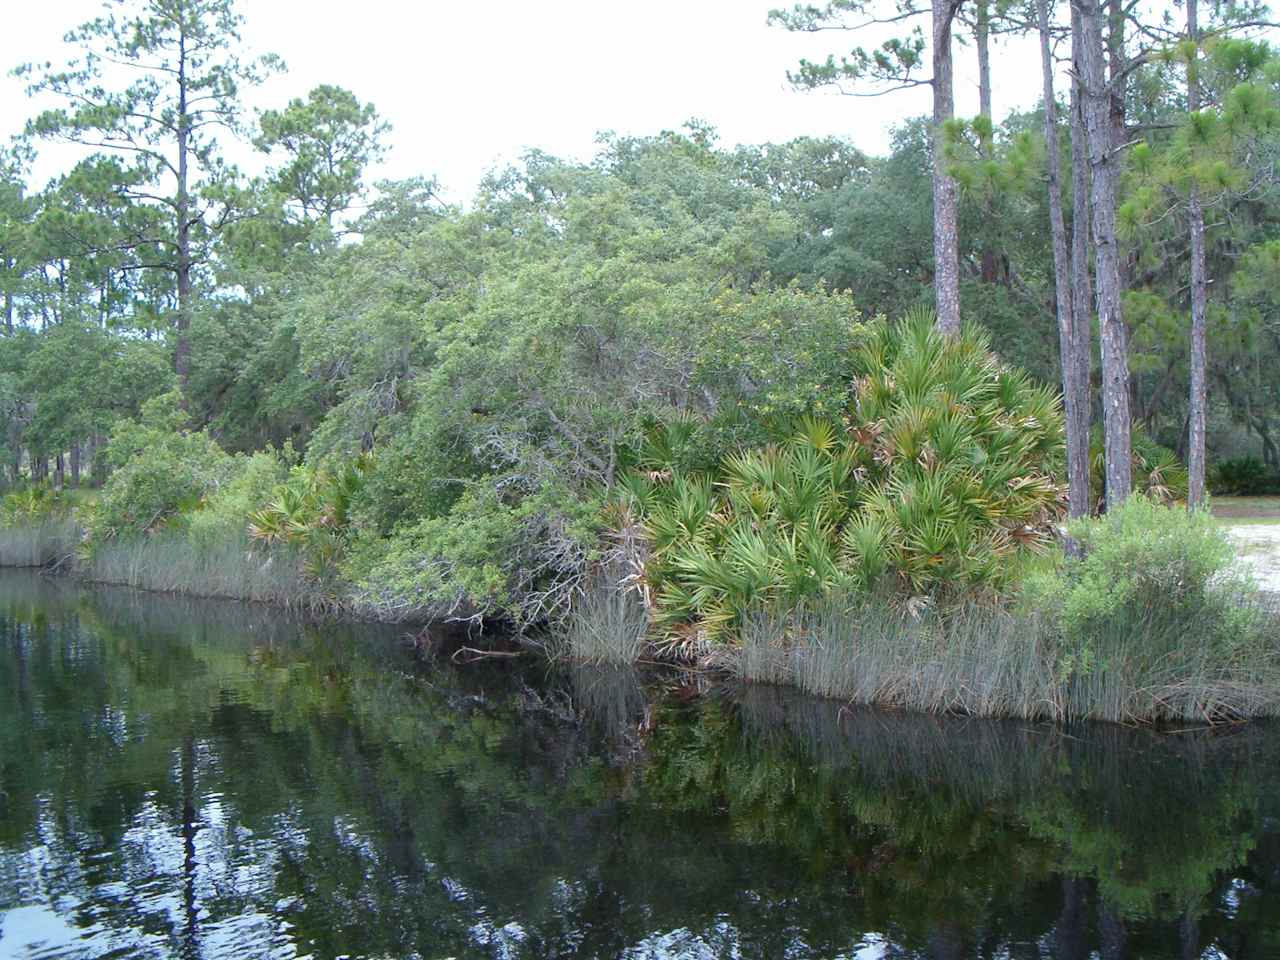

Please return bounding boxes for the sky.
[0,0,1048,203]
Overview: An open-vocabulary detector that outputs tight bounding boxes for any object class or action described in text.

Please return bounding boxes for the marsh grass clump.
[0,518,81,567]
[559,575,649,664]
[729,499,1280,723]
[735,598,1060,718]
[84,532,329,608]
[0,484,80,567]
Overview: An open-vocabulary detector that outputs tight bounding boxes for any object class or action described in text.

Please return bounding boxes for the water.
[1,571,1279,959]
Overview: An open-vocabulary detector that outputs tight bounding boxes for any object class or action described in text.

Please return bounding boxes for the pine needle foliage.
[629,313,1065,643]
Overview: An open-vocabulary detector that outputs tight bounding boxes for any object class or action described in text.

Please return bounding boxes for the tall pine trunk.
[1186,0,1208,509]
[1075,0,1132,508]
[1040,0,1090,521]
[70,440,81,488]
[1070,4,1095,508]
[932,0,962,336]
[976,0,1001,284]
[174,28,193,392]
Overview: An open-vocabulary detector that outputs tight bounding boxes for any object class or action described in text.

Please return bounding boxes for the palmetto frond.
[634,312,1067,641]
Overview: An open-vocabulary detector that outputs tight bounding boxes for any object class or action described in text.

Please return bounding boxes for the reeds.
[731,595,1280,724]
[0,519,80,567]
[558,576,649,664]
[82,532,332,609]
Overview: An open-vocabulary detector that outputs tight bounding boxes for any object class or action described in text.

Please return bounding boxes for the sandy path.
[1228,525,1280,595]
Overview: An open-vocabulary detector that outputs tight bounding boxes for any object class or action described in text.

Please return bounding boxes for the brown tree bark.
[933,0,963,336]
[1186,0,1209,509]
[174,27,193,393]
[975,0,1002,284]
[1070,5,1095,505]
[1040,0,1090,522]
[69,440,81,488]
[1075,0,1132,508]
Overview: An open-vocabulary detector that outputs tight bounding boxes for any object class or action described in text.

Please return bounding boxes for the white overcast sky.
[0,0,1048,203]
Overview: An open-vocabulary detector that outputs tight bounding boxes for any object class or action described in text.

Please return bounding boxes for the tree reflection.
[0,570,1278,959]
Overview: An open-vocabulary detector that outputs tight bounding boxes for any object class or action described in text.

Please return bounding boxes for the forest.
[1,0,1279,721]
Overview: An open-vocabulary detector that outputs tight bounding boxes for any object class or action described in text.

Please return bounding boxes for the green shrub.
[1035,496,1253,649]
[86,392,233,543]
[187,448,295,547]
[1022,495,1277,721]
[344,476,604,624]
[0,484,71,527]
[630,313,1065,643]
[1210,456,1280,496]
[246,454,367,581]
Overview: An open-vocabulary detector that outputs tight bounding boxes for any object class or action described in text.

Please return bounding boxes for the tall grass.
[731,595,1280,724]
[0,519,80,567]
[83,532,332,609]
[557,576,649,664]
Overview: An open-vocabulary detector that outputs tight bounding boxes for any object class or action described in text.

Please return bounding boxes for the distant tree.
[255,84,389,230]
[18,0,281,388]
[769,0,967,336]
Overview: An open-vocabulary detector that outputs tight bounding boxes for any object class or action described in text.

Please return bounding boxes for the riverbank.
[8,493,1280,726]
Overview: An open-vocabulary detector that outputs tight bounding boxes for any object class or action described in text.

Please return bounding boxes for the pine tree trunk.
[1075,0,1132,508]
[55,453,64,489]
[932,0,962,336]
[70,440,81,488]
[1040,0,1090,524]
[1186,0,1208,509]
[174,28,193,392]
[1070,7,1095,512]
[976,0,1001,284]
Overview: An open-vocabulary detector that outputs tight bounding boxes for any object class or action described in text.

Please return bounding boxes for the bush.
[1035,496,1255,651]
[629,313,1065,643]
[1210,456,1280,496]
[0,484,71,527]
[246,454,367,581]
[187,448,295,547]
[344,476,603,624]
[1022,495,1278,722]
[86,392,233,543]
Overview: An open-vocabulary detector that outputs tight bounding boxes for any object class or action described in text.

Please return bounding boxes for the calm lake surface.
[2,571,1280,959]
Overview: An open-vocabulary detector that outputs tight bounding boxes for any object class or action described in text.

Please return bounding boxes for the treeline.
[0,0,1277,638]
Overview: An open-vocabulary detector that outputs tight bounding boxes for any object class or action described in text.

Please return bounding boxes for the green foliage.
[0,483,71,527]
[636,314,1065,642]
[247,454,368,580]
[344,476,604,624]
[87,392,232,542]
[1021,496,1277,721]
[1047,496,1250,640]
[1211,456,1280,496]
[1089,426,1189,508]
[187,447,294,546]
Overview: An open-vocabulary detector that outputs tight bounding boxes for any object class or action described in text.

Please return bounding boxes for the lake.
[1,569,1278,959]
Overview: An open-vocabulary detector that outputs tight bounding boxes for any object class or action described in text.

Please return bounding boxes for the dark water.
[1,573,1280,959]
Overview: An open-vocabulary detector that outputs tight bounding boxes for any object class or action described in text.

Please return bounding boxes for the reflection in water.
[0,570,1279,958]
